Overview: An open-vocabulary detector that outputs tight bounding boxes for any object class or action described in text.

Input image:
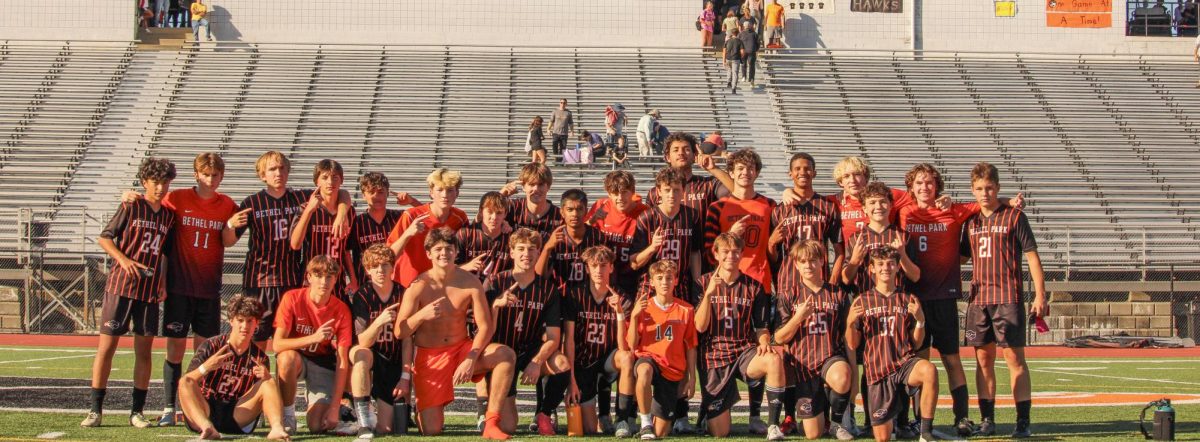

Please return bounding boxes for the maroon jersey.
[455,222,511,282]
[506,197,561,236]
[564,282,621,368]
[961,206,1037,305]
[188,335,269,403]
[631,205,704,303]
[101,200,176,303]
[238,189,311,289]
[349,209,403,285]
[826,188,914,244]
[775,282,850,377]
[646,173,727,217]
[854,289,918,384]
[484,271,563,355]
[546,225,610,285]
[163,188,238,299]
[772,194,842,293]
[846,224,912,294]
[295,204,356,295]
[900,203,978,301]
[697,272,773,369]
[351,284,404,362]
[586,197,649,298]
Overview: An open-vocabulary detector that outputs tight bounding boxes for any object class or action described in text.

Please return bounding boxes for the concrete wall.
[0,0,134,41]
[203,0,698,46]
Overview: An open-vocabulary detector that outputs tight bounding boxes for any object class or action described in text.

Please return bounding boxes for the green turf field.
[0,346,1196,440]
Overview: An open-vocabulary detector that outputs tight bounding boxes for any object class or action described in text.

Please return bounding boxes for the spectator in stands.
[722,10,740,38]
[765,0,785,47]
[699,2,717,48]
[190,0,212,42]
[744,0,765,38]
[155,0,170,27]
[636,109,661,157]
[605,104,627,149]
[739,21,759,87]
[174,0,193,28]
[1183,1,1199,36]
[700,131,728,157]
[550,98,575,157]
[527,116,547,164]
[580,130,607,160]
[724,28,746,94]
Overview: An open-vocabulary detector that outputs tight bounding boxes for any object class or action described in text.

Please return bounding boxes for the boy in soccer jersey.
[387,168,470,288]
[646,132,734,217]
[846,247,939,442]
[841,182,921,293]
[537,189,609,285]
[348,172,419,292]
[629,260,698,440]
[273,256,354,435]
[772,240,854,440]
[484,227,572,435]
[178,295,289,440]
[223,151,351,345]
[768,152,844,296]
[704,149,777,293]
[961,162,1047,438]
[632,167,704,303]
[499,162,561,235]
[563,245,635,435]
[290,159,357,298]
[84,157,177,429]
[457,191,513,282]
[586,170,650,303]
[348,244,410,438]
[394,228,516,440]
[695,232,786,440]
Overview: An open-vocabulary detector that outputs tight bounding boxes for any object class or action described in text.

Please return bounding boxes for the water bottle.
[566,403,584,436]
[393,399,410,435]
[1154,400,1175,441]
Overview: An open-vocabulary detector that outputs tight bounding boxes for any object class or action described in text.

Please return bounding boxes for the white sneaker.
[156,408,176,427]
[129,413,152,429]
[748,416,768,435]
[673,419,698,434]
[357,425,376,439]
[615,420,632,438]
[767,424,786,441]
[331,421,360,436]
[80,412,102,427]
[830,422,856,440]
[476,414,487,432]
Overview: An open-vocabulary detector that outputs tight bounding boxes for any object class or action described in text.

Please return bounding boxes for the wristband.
[197,365,208,375]
[401,372,412,380]
[914,321,924,329]
[616,314,625,321]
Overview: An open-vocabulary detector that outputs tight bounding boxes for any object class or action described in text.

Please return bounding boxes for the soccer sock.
[90,388,106,414]
[766,386,785,426]
[535,377,545,414]
[540,372,571,415]
[163,361,181,410]
[598,381,613,417]
[920,418,934,434]
[896,391,911,426]
[829,388,848,424]
[617,394,636,422]
[640,413,653,428]
[979,398,996,421]
[860,373,873,430]
[476,396,489,418]
[1016,400,1032,421]
[782,386,796,419]
[950,385,970,422]
[748,382,764,418]
[353,396,374,428]
[675,397,689,422]
[911,389,922,422]
[131,388,148,415]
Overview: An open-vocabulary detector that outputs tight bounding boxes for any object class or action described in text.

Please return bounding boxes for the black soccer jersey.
[238,189,311,289]
[506,197,561,237]
[855,289,917,384]
[772,194,842,294]
[485,271,563,355]
[351,284,404,362]
[546,225,610,285]
[646,173,726,217]
[961,206,1038,305]
[295,204,355,294]
[101,199,176,303]
[697,272,773,369]
[631,205,704,303]
[455,222,511,282]
[564,282,622,368]
[349,209,403,285]
[846,224,912,294]
[188,335,269,403]
[775,282,850,377]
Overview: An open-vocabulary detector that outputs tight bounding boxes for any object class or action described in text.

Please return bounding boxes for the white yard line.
[1039,368,1200,387]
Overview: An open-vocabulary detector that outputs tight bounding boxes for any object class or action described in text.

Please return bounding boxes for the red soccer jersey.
[274,287,353,369]
[586,197,649,297]
[775,282,850,377]
[564,282,622,368]
[546,225,610,285]
[697,272,773,368]
[351,284,404,362]
[506,197,561,237]
[961,206,1038,306]
[386,205,469,287]
[238,189,311,289]
[704,194,777,292]
[349,209,403,287]
[188,335,269,403]
[854,289,918,384]
[484,271,563,355]
[826,188,914,245]
[846,224,912,294]
[631,205,705,303]
[771,193,842,294]
[899,202,979,301]
[101,199,176,303]
[633,298,698,382]
[454,222,511,282]
[163,188,238,299]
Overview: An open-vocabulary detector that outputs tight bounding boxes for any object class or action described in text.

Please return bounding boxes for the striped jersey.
[546,225,610,285]
[455,222,511,282]
[704,194,778,292]
[854,288,917,384]
[775,282,850,377]
[899,202,979,301]
[295,203,356,295]
[351,283,404,362]
[349,209,404,287]
[826,188,913,245]
[846,224,912,294]
[771,194,842,294]
[101,199,176,302]
[631,205,704,303]
[633,298,698,382]
[586,197,650,299]
[238,188,311,289]
[646,173,727,217]
[163,188,238,299]
[506,197,561,237]
[564,282,622,368]
[188,334,269,403]
[484,271,563,355]
[697,272,773,369]
[961,206,1037,305]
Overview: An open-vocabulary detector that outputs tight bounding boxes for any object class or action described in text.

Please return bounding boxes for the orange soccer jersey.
[704,194,777,292]
[386,204,469,287]
[633,299,698,382]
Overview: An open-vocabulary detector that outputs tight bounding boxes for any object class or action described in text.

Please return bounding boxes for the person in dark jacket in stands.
[739,21,759,87]
[724,28,746,94]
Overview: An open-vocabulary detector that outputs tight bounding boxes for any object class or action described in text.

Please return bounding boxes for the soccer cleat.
[895,421,919,439]
[843,412,864,437]
[476,414,487,432]
[919,431,937,442]
[767,424,786,441]
[956,418,976,438]
[1011,419,1032,438]
[748,415,768,434]
[779,415,796,435]
[156,408,176,427]
[672,419,698,435]
[975,418,996,436]
[536,412,557,436]
[80,412,102,428]
[129,412,153,429]
[615,420,633,438]
[331,421,360,436]
[830,422,856,440]
[599,415,615,434]
[282,411,298,435]
[639,425,658,440]
[357,425,375,439]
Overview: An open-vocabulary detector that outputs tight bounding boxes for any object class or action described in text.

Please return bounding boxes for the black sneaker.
[895,421,919,439]
[956,418,976,437]
[975,418,996,436]
[1011,419,1031,438]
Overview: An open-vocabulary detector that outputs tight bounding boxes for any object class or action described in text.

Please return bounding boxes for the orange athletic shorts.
[414,339,485,411]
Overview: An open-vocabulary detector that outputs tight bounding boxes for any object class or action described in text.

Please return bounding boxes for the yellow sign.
[995,1,1016,17]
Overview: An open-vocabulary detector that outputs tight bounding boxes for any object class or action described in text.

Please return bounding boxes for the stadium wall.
[0,0,133,41]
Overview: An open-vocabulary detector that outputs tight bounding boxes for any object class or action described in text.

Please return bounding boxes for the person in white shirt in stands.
[636,110,661,157]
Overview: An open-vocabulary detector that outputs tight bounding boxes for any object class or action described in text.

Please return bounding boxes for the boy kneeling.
[348,244,411,437]
[629,261,698,440]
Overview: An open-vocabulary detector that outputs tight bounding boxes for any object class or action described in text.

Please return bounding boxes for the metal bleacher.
[761,49,1200,266]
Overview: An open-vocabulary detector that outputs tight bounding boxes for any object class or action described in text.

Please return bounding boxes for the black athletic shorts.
[866,357,920,426]
[790,355,847,419]
[964,302,1026,348]
[700,348,760,417]
[162,293,222,339]
[99,291,159,337]
[497,348,539,397]
[634,357,682,421]
[372,351,404,405]
[243,286,293,342]
[918,298,961,355]
[185,397,257,435]
[574,350,618,404]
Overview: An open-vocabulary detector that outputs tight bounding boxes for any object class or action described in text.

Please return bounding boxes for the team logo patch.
[965,330,977,340]
[798,399,812,415]
[166,322,184,333]
[708,399,724,411]
[873,408,888,419]
[104,320,121,330]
